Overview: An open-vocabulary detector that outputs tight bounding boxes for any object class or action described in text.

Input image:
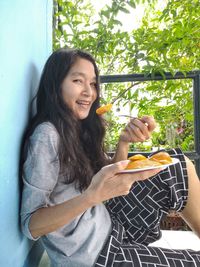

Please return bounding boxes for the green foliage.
[53,0,200,152]
[104,112,126,152]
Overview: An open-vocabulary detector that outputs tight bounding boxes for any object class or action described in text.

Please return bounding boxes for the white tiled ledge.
[151,230,200,251]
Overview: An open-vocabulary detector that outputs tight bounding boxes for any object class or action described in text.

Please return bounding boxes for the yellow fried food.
[125,159,162,170]
[128,154,146,161]
[125,151,173,170]
[96,103,113,115]
[149,152,172,164]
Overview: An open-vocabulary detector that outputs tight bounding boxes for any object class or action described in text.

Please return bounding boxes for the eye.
[90,82,97,89]
[73,79,82,84]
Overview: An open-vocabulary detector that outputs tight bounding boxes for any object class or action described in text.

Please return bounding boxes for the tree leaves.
[53,0,198,151]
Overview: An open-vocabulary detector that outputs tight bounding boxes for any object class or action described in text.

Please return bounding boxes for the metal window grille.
[100,71,200,177]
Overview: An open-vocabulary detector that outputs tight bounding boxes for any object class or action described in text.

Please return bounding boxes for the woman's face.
[61,58,98,120]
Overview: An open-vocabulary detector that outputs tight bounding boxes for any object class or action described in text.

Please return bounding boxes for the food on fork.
[125,151,173,170]
[96,103,113,115]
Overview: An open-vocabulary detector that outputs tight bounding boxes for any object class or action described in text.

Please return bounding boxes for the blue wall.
[0,1,52,266]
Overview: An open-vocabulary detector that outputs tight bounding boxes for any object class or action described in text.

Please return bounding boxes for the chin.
[77,113,90,120]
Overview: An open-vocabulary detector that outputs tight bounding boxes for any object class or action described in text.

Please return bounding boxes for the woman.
[21,48,200,267]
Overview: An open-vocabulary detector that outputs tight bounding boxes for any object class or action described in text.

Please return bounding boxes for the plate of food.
[119,152,180,173]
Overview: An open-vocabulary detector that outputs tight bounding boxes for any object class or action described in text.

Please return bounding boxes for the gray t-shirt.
[21,122,112,267]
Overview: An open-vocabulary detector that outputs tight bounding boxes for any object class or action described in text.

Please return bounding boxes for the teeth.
[77,101,90,105]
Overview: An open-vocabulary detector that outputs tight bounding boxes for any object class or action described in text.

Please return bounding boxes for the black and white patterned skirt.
[95,148,200,267]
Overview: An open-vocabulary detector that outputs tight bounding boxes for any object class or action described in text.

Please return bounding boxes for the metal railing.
[100,71,200,177]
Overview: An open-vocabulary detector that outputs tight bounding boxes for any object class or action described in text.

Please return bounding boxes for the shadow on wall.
[18,63,44,267]
[27,62,41,118]
[19,61,40,210]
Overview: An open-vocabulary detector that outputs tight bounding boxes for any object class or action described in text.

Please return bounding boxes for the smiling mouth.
[76,100,91,109]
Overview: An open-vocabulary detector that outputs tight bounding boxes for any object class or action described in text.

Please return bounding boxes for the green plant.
[53,0,199,152]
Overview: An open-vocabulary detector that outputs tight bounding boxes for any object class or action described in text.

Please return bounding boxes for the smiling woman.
[61,58,97,120]
[20,47,200,267]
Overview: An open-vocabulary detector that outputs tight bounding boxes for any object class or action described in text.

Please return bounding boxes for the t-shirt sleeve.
[20,123,60,240]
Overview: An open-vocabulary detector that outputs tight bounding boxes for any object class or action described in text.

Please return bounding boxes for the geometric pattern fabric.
[95,148,200,266]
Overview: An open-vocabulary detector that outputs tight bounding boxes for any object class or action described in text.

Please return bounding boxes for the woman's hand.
[119,115,156,143]
[84,160,162,205]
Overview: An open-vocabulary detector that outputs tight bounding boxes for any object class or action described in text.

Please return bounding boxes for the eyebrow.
[71,72,96,81]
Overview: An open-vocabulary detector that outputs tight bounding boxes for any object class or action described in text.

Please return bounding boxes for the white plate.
[119,158,180,173]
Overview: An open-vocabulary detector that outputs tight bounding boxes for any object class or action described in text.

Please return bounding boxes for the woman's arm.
[111,140,130,163]
[112,116,156,163]
[29,192,94,239]
[180,156,200,238]
[29,160,163,239]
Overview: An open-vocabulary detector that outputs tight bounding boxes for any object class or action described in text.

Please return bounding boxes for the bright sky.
[93,0,145,31]
[93,0,166,31]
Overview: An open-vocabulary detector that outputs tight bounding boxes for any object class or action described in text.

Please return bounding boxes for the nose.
[83,82,93,97]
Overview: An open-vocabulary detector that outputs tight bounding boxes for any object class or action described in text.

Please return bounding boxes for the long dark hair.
[24,48,109,191]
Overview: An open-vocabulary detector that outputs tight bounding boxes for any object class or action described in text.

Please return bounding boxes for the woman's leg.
[95,220,200,267]
[95,148,200,266]
[113,242,200,267]
[179,155,200,237]
[106,148,188,245]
